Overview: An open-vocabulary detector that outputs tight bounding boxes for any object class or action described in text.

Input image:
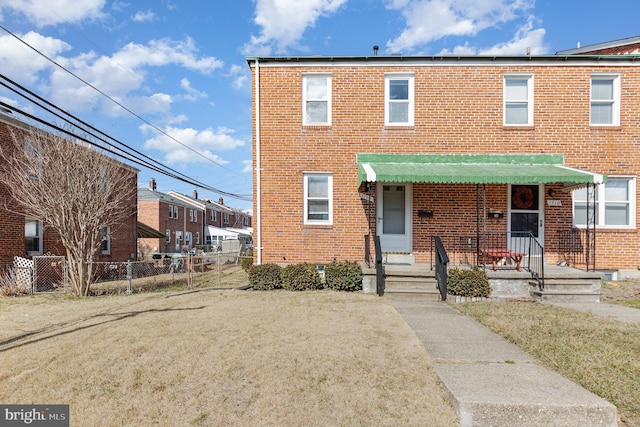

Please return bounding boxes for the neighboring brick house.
[166,191,252,247]
[138,180,204,253]
[247,37,640,278]
[0,114,138,266]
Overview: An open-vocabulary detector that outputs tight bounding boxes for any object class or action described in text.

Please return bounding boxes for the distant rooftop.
[556,35,640,55]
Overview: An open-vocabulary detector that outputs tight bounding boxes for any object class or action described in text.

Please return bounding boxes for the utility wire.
[0,23,232,171]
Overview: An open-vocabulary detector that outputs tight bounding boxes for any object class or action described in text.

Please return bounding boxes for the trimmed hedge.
[249,263,282,290]
[324,260,363,292]
[281,263,322,291]
[447,267,491,298]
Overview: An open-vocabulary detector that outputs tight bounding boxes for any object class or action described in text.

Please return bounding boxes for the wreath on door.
[512,186,534,209]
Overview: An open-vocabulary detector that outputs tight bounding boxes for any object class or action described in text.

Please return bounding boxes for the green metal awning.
[357,154,605,185]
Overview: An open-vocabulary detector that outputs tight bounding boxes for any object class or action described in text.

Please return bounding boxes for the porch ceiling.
[357,153,606,186]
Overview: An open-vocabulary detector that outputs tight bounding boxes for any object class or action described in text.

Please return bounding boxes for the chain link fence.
[2,246,251,296]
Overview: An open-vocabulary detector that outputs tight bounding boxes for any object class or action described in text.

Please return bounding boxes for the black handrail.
[374,235,384,296]
[433,236,449,301]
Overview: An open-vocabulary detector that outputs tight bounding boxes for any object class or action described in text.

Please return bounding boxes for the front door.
[508,184,544,254]
[377,183,412,253]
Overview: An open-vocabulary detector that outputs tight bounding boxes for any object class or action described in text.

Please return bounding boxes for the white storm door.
[377,183,412,253]
[508,184,544,255]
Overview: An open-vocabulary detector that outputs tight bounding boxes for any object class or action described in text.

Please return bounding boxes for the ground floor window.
[25,219,42,256]
[573,176,636,228]
[303,173,333,225]
[100,226,111,255]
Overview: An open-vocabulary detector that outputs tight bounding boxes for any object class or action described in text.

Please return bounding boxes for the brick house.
[138,180,204,254]
[166,191,252,248]
[247,37,640,279]
[0,114,138,266]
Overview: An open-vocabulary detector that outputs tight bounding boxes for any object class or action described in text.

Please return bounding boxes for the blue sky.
[0,0,638,211]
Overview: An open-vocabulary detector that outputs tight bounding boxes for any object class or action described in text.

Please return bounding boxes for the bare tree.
[0,125,136,296]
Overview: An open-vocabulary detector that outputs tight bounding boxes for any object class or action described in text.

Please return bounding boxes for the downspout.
[254,59,262,264]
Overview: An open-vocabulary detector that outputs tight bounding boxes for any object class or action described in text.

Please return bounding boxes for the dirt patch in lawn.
[600,279,640,305]
[0,290,458,426]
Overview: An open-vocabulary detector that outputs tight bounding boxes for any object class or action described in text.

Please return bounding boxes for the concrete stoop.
[531,277,602,302]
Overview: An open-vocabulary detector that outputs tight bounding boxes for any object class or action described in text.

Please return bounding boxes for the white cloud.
[0,0,107,27]
[142,125,246,165]
[227,64,249,90]
[243,0,348,54]
[178,78,207,102]
[385,0,535,53]
[25,36,224,117]
[0,31,71,85]
[241,159,253,173]
[132,10,156,22]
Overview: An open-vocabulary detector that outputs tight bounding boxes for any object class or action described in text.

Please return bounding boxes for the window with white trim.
[591,74,620,126]
[385,73,414,126]
[25,219,42,256]
[165,229,171,244]
[504,74,533,126]
[195,232,200,245]
[223,213,229,224]
[303,74,331,126]
[304,173,333,225]
[210,210,216,221]
[573,177,635,228]
[100,226,111,255]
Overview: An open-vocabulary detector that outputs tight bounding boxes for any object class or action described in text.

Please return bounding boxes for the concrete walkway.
[544,301,640,324]
[385,294,618,427]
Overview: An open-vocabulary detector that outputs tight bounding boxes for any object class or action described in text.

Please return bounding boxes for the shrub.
[0,268,31,297]
[324,260,363,292]
[248,263,282,290]
[281,263,322,291]
[447,267,491,298]
[241,250,254,272]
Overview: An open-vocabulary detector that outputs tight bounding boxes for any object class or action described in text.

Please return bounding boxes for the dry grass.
[453,301,640,426]
[0,287,458,426]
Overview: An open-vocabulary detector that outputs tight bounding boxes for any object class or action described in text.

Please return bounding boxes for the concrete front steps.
[367,263,604,302]
[531,274,603,302]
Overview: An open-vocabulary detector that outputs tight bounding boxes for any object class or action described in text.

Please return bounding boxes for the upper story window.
[169,205,179,219]
[165,229,171,244]
[385,73,414,126]
[573,177,635,228]
[302,74,331,126]
[591,74,620,126]
[223,213,229,224]
[304,173,333,225]
[504,74,533,126]
[210,210,216,221]
[24,139,42,179]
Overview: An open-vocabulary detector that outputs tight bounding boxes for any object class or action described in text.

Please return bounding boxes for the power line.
[0,23,233,171]
[0,85,251,201]
[0,25,252,201]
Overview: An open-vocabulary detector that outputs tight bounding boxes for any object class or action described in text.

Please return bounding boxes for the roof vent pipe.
[373,45,379,56]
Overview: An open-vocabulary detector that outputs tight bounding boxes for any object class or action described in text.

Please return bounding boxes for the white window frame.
[165,229,171,244]
[223,213,229,224]
[303,173,333,225]
[302,73,331,126]
[503,73,533,126]
[590,73,620,126]
[195,231,200,245]
[211,210,217,221]
[24,138,42,179]
[385,73,414,126]
[25,218,43,256]
[173,205,179,219]
[573,176,636,229]
[100,226,111,255]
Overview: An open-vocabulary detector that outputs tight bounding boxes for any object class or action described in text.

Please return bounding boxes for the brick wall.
[253,60,640,271]
[0,118,137,265]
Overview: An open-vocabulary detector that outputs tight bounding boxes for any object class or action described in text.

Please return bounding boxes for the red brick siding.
[0,119,137,265]
[253,63,640,270]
